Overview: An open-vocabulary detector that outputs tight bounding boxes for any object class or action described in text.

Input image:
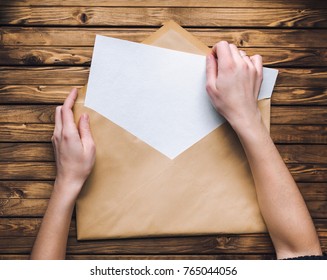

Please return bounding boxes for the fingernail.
[83,113,89,122]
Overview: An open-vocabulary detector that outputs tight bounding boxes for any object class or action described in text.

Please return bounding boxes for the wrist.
[234,115,270,146]
[229,109,263,137]
[52,178,84,206]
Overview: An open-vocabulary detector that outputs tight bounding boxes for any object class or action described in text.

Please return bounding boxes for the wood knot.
[80,13,88,24]
[22,54,43,65]
[215,236,234,249]
[10,188,25,199]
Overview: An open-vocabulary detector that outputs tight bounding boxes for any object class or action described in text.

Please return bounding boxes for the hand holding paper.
[206,41,264,132]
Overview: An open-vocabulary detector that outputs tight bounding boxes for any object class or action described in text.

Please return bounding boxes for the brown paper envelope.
[74,21,268,240]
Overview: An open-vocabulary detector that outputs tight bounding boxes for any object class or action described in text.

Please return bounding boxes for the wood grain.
[270,125,327,144]
[1,0,326,8]
[1,46,326,67]
[0,198,49,216]
[2,27,326,47]
[0,123,54,142]
[1,86,326,105]
[0,85,80,104]
[0,162,56,180]
[0,143,54,162]
[272,87,327,105]
[1,7,326,28]
[0,254,276,260]
[276,145,327,164]
[0,181,53,199]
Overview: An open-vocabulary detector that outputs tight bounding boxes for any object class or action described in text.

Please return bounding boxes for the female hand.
[206,41,263,133]
[51,88,96,201]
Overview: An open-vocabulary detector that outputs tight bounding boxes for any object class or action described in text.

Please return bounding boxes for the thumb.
[78,114,95,151]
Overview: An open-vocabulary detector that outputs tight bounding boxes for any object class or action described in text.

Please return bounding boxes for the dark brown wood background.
[0,0,326,260]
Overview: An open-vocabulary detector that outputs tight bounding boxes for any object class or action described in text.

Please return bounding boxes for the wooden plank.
[2,27,326,48]
[1,7,326,28]
[0,198,49,216]
[288,164,327,182]
[270,106,327,125]
[270,125,327,144]
[0,105,56,123]
[0,143,54,162]
[1,67,326,87]
[4,233,327,254]
[0,254,276,260]
[0,181,53,199]
[1,0,326,8]
[1,143,326,164]
[1,46,326,67]
[0,218,43,236]
[0,85,77,104]
[271,87,327,106]
[1,123,326,144]
[2,0,327,8]
[0,217,74,237]
[0,123,54,142]
[1,85,326,105]
[0,67,89,85]
[276,145,327,164]
[1,105,326,124]
[298,183,327,201]
[0,162,56,180]
[0,162,326,181]
[0,47,92,66]
[276,68,327,88]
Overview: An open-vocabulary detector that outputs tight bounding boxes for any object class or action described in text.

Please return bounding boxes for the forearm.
[234,116,321,259]
[30,185,77,260]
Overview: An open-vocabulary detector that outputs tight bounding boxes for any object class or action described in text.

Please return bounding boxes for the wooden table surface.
[0,0,326,260]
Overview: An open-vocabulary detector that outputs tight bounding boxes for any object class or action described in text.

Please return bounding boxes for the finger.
[61,88,79,132]
[78,113,95,153]
[53,106,63,140]
[251,54,263,75]
[212,41,234,70]
[242,55,254,69]
[250,55,263,97]
[63,87,78,110]
[239,50,247,57]
[229,44,243,61]
[205,53,218,94]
